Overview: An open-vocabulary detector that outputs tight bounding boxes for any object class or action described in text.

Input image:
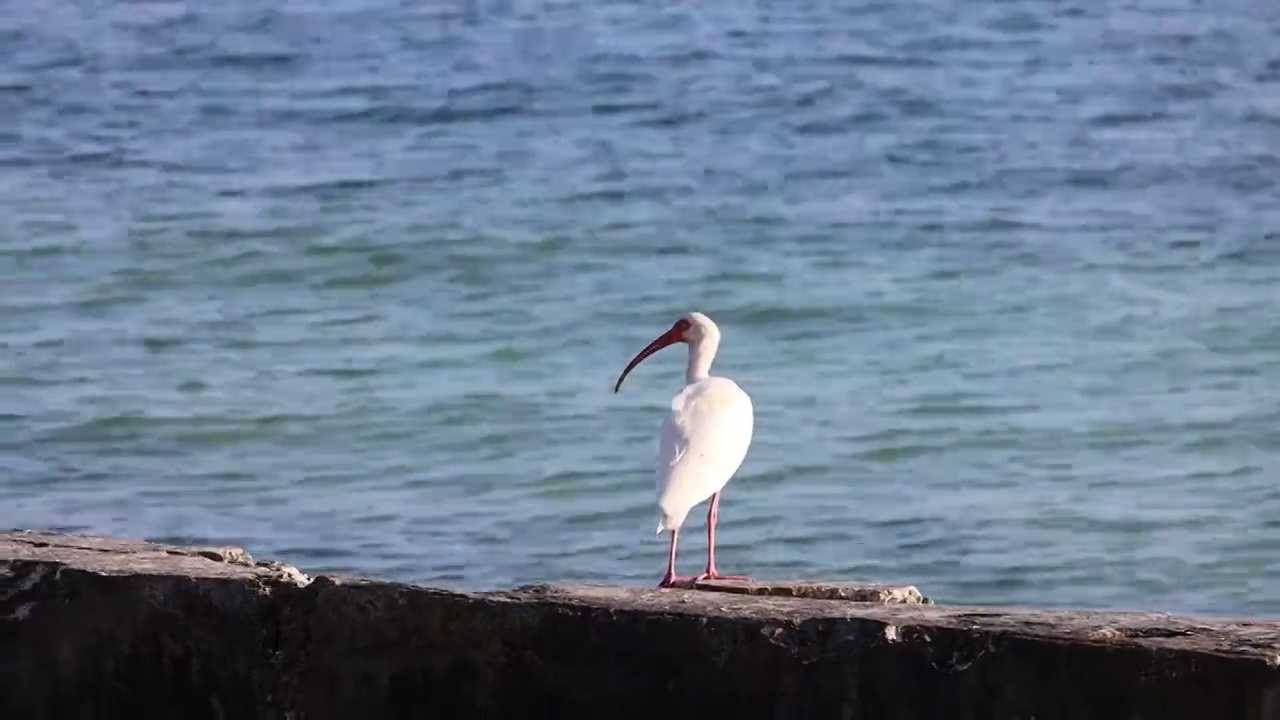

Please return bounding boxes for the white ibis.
[614,311,754,588]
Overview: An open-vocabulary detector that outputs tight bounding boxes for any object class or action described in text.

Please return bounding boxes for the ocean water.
[4,0,1280,617]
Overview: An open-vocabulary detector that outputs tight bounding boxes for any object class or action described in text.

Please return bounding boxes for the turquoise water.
[4,0,1280,617]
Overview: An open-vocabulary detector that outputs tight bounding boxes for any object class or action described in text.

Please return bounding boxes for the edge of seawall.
[3,529,1279,719]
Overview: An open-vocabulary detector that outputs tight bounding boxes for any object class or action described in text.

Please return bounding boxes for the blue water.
[4,0,1280,617]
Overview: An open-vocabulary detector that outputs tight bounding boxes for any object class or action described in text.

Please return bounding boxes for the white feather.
[654,376,754,533]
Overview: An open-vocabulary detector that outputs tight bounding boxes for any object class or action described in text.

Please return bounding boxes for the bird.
[613,311,754,588]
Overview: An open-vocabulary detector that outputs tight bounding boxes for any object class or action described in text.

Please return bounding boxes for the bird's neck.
[685,336,719,385]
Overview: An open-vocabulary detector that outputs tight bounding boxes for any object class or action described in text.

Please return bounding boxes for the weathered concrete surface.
[3,530,1280,719]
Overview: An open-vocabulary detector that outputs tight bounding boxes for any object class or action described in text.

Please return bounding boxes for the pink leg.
[657,528,696,588]
[694,492,751,582]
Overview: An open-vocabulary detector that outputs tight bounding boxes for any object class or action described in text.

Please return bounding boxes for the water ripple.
[2,0,1280,617]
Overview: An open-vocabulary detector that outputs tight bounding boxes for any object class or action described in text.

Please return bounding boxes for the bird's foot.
[657,573,699,589]
[693,570,752,583]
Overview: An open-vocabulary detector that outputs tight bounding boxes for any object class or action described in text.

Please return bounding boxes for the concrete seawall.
[3,530,1279,718]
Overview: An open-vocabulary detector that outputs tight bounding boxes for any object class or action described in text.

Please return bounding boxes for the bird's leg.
[695,492,751,582]
[658,528,689,588]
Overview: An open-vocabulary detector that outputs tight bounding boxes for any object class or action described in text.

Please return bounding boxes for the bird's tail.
[655,509,685,535]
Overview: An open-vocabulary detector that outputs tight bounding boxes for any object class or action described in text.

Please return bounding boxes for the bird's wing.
[655,378,754,530]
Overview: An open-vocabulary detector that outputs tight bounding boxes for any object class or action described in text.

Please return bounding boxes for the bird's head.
[613,312,720,393]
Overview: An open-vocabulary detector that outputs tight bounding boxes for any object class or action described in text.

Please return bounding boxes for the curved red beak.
[613,324,686,393]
